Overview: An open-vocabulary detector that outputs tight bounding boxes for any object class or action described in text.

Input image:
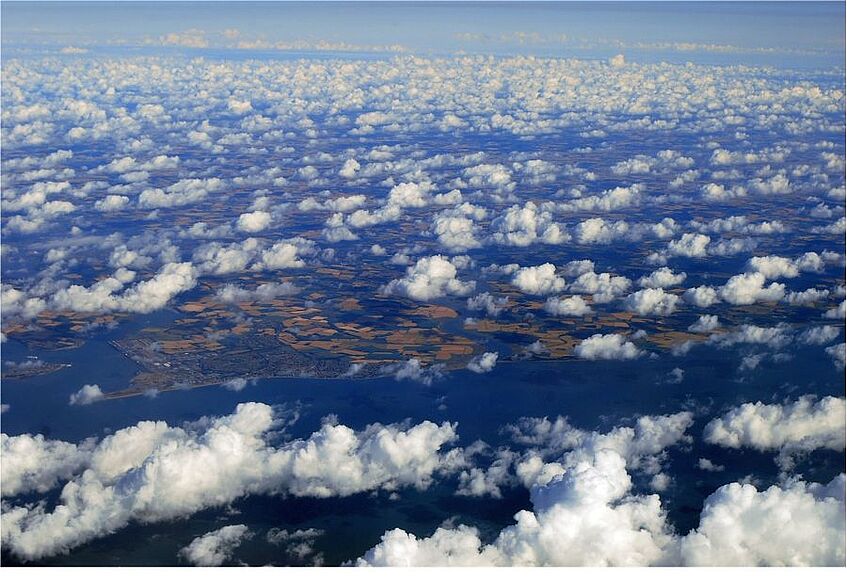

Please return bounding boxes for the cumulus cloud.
[4,46,846,568]
[358,450,674,566]
[467,292,509,317]
[49,262,197,315]
[798,326,840,345]
[624,288,680,316]
[360,409,698,566]
[688,314,720,333]
[339,158,361,179]
[192,237,318,276]
[94,194,130,212]
[216,281,299,303]
[386,358,446,386]
[639,267,687,289]
[258,238,317,270]
[574,334,643,360]
[462,163,514,193]
[236,210,272,233]
[382,255,475,301]
[359,449,843,567]
[785,287,830,306]
[704,396,846,463]
[683,286,719,308]
[299,195,367,213]
[467,352,498,374]
[708,324,793,350]
[718,272,785,305]
[544,295,592,317]
[823,299,846,320]
[359,451,844,566]
[193,239,260,275]
[677,475,845,566]
[1,403,460,561]
[565,269,631,304]
[432,214,482,252]
[573,217,633,245]
[490,202,568,247]
[667,233,710,258]
[691,216,787,236]
[180,525,251,566]
[510,263,565,295]
[0,434,91,497]
[138,178,225,209]
[826,343,845,369]
[1,285,48,320]
[503,411,694,490]
[266,528,325,564]
[387,182,431,208]
[559,184,645,213]
[68,384,104,406]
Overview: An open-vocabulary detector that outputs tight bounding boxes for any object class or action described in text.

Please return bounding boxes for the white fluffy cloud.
[432,214,482,252]
[567,269,631,304]
[216,281,299,303]
[68,384,104,406]
[667,233,710,258]
[258,238,317,270]
[94,194,130,212]
[361,410,696,566]
[386,358,446,386]
[510,263,565,295]
[358,450,674,566]
[300,195,367,213]
[718,272,785,305]
[490,202,568,247]
[193,239,260,275]
[382,255,475,301]
[677,475,845,566]
[683,285,720,308]
[785,287,830,306]
[358,405,843,565]
[192,238,317,275]
[467,352,498,374]
[387,182,431,208]
[639,267,687,288]
[1,403,460,561]
[708,324,793,350]
[826,343,845,368]
[503,411,694,490]
[574,334,643,360]
[559,184,646,213]
[823,299,846,320]
[623,288,680,316]
[359,453,845,566]
[180,525,251,566]
[688,314,720,333]
[573,217,632,244]
[467,292,509,317]
[703,396,846,465]
[138,178,225,209]
[799,326,840,345]
[236,210,272,233]
[747,255,800,279]
[339,158,361,178]
[50,262,198,315]
[0,433,90,498]
[544,295,592,317]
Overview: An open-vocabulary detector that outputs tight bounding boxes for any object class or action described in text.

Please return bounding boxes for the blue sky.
[2,2,844,67]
